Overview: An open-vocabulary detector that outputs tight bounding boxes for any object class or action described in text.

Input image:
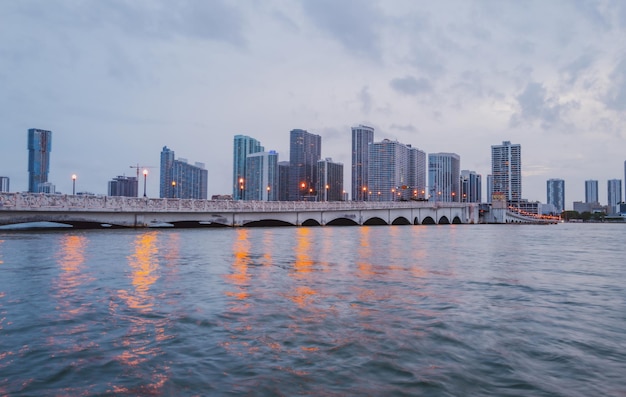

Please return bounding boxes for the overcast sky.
[1,0,625,207]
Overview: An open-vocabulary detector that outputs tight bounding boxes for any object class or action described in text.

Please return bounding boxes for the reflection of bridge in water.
[0,193,556,229]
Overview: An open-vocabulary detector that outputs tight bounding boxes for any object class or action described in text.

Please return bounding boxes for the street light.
[171,181,176,198]
[72,174,76,195]
[143,169,148,197]
[325,184,329,202]
[239,178,244,200]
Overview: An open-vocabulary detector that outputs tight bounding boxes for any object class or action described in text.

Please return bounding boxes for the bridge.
[0,193,556,229]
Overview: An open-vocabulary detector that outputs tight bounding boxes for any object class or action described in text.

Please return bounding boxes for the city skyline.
[1,2,626,206]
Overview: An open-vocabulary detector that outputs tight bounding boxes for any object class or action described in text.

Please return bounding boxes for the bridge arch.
[243,219,294,227]
[302,219,321,226]
[326,217,359,226]
[452,216,462,224]
[422,216,436,225]
[392,216,411,225]
[363,217,387,226]
[438,216,450,224]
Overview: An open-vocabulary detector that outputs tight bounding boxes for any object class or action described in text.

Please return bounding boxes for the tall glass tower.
[428,152,461,202]
[585,180,598,204]
[351,125,374,201]
[491,141,521,203]
[607,179,622,215]
[27,128,52,193]
[546,178,565,213]
[233,135,264,200]
[245,151,279,201]
[288,129,321,201]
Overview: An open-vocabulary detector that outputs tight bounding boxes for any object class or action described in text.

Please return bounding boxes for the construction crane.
[129,164,156,179]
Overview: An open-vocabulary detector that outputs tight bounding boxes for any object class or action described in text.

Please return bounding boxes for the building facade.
[0,176,9,193]
[491,141,521,203]
[585,180,599,204]
[351,125,374,201]
[429,153,461,202]
[317,158,344,201]
[278,161,290,201]
[244,151,279,201]
[368,139,426,201]
[607,179,622,215]
[546,178,565,214]
[108,176,138,197]
[27,128,52,193]
[233,135,264,200]
[159,146,208,199]
[288,129,321,201]
[460,170,482,203]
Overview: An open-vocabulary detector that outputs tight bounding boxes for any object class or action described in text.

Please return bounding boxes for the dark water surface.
[1,224,625,396]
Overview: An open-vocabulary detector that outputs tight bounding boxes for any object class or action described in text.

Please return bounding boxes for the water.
[0,223,625,396]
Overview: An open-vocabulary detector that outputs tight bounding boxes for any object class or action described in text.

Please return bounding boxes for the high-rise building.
[351,125,374,201]
[317,158,344,201]
[585,180,598,204]
[491,141,521,203]
[0,176,9,193]
[428,153,461,202]
[108,176,138,197]
[278,161,290,201]
[486,175,493,203]
[461,170,482,203]
[27,128,52,193]
[159,146,208,199]
[409,146,427,200]
[288,129,321,201]
[607,179,622,215]
[546,178,565,214]
[368,139,425,201]
[624,161,626,200]
[244,151,279,201]
[233,135,264,200]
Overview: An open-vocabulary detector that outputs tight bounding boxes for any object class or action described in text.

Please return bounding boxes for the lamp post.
[143,169,148,197]
[171,181,176,198]
[325,184,329,202]
[266,185,270,201]
[239,178,244,200]
[72,174,76,195]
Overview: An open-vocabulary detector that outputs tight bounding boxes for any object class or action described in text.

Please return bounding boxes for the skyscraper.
[585,180,598,204]
[27,128,52,193]
[0,176,10,193]
[245,151,279,201]
[461,170,482,203]
[288,129,321,201]
[491,141,521,203]
[428,153,461,202]
[546,178,565,214]
[607,179,622,215]
[368,139,425,201]
[317,158,344,201]
[351,125,374,201]
[160,146,208,199]
[108,176,138,197]
[233,135,264,200]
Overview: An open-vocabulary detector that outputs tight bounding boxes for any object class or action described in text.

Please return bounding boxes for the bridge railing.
[0,192,471,213]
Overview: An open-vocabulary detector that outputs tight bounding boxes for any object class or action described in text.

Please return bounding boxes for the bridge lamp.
[239,178,245,200]
[72,174,77,195]
[171,181,176,198]
[143,169,148,197]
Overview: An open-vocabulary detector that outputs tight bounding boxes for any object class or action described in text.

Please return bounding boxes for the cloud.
[390,76,433,96]
[510,82,579,130]
[604,58,626,111]
[390,123,417,133]
[358,86,372,114]
[301,0,384,59]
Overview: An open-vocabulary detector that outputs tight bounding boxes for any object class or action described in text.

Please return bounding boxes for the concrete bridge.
[0,192,483,228]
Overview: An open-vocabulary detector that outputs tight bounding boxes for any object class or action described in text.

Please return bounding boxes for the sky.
[1,0,625,208]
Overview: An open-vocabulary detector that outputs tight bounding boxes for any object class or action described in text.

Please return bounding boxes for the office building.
[0,176,9,193]
[607,179,622,215]
[351,125,374,201]
[461,170,482,203]
[233,135,264,200]
[486,175,493,203]
[491,141,521,203]
[244,151,279,201]
[278,161,290,201]
[428,153,461,202]
[317,158,344,201]
[546,178,565,214]
[108,176,138,197]
[368,139,425,201]
[27,128,52,193]
[37,182,56,194]
[585,180,599,204]
[288,129,321,201]
[160,146,208,199]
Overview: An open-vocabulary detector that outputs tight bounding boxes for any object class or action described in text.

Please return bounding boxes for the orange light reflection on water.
[225,229,251,303]
[114,231,170,393]
[54,235,90,319]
